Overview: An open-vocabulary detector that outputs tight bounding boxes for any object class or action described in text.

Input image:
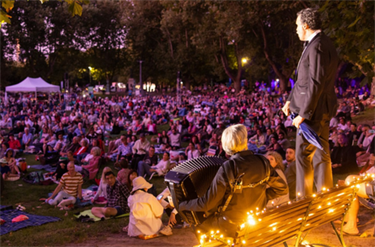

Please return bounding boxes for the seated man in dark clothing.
[331,134,361,174]
[60,137,81,157]
[179,124,288,238]
[91,171,130,220]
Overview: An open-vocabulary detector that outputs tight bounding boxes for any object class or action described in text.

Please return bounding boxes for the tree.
[1,0,88,26]
[320,0,374,92]
[1,0,129,87]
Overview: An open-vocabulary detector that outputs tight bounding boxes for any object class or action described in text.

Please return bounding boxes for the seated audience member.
[331,134,361,174]
[91,167,112,203]
[357,124,373,150]
[265,151,289,207]
[284,147,296,200]
[157,130,169,150]
[338,163,374,235]
[107,135,123,157]
[277,132,291,151]
[116,136,132,163]
[140,152,170,178]
[117,159,132,187]
[0,143,8,159]
[81,147,101,180]
[60,137,80,156]
[185,142,200,160]
[22,127,33,150]
[8,134,21,157]
[157,187,184,236]
[126,177,164,238]
[91,171,130,220]
[4,149,20,176]
[131,133,150,170]
[74,139,89,164]
[169,128,181,149]
[51,162,68,181]
[0,158,9,180]
[137,146,158,177]
[46,162,83,208]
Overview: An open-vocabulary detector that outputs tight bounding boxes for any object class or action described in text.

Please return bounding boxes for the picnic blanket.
[0,206,60,235]
[29,164,56,172]
[74,209,129,222]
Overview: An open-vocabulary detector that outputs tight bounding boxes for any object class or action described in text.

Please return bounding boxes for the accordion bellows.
[165,156,225,226]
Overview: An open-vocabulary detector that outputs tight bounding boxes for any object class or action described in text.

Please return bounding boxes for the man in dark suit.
[282,8,339,197]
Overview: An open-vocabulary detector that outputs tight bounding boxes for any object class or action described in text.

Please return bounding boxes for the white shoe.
[159,225,173,236]
[149,172,156,181]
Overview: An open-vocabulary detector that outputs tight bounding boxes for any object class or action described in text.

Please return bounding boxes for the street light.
[139,60,143,95]
[88,66,92,85]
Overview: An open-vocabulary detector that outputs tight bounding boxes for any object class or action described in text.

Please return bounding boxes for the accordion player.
[165,124,288,238]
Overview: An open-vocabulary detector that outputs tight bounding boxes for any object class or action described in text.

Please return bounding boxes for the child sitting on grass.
[126,177,163,239]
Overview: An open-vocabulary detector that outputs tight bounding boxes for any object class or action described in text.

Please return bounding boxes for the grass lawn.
[351,107,375,126]
[1,107,374,246]
[1,125,170,246]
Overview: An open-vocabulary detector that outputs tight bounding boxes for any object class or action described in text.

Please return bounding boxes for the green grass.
[351,107,375,126]
[1,124,172,246]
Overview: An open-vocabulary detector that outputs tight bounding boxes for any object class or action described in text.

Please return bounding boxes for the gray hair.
[221,124,248,156]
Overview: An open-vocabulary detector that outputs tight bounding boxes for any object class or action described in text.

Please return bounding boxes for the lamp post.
[139,60,143,95]
[88,66,92,85]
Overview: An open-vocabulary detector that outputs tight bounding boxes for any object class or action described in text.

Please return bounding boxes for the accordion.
[165,156,225,226]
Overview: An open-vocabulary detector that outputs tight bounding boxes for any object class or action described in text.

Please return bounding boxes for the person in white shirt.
[149,152,170,176]
[185,142,200,160]
[126,177,163,238]
[131,133,150,169]
[168,128,181,149]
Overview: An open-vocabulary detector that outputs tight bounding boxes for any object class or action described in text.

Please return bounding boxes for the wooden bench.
[198,175,373,247]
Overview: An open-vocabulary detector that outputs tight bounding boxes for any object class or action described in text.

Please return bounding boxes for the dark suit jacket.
[288,32,339,121]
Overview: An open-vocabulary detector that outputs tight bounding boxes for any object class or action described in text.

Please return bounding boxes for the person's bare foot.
[341,226,359,236]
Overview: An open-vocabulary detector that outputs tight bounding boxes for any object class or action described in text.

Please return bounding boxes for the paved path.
[70,207,374,247]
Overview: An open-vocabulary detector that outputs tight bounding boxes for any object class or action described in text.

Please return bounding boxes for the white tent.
[5,77,60,102]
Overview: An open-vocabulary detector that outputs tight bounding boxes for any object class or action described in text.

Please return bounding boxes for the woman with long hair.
[91,166,112,203]
[265,151,289,207]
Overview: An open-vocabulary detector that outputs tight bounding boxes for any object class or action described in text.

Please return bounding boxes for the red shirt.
[9,139,21,150]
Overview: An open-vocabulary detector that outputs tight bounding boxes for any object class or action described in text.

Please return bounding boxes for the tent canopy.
[5,77,60,93]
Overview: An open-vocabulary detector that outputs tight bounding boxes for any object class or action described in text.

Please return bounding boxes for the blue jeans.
[137,161,152,177]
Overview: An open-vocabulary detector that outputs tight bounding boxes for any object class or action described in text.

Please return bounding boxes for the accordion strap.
[219,155,271,214]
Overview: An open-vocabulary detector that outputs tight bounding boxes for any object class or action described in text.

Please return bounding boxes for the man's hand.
[292,116,305,129]
[168,213,177,226]
[282,101,291,116]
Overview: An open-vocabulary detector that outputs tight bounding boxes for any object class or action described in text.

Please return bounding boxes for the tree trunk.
[371,77,375,96]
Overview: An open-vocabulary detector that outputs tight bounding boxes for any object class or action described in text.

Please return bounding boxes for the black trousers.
[295,114,333,197]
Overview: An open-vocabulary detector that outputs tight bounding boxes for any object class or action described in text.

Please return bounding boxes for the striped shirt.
[59,172,83,197]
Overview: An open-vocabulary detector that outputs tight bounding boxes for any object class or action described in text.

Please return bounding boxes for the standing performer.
[282,8,339,197]
[178,124,288,237]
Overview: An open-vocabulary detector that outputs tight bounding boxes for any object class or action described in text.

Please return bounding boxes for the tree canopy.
[1,0,374,92]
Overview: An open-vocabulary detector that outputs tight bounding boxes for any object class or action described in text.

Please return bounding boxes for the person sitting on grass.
[0,158,19,180]
[45,162,83,208]
[125,177,164,239]
[136,146,158,177]
[81,147,101,180]
[91,171,130,220]
[117,159,132,186]
[4,149,20,176]
[149,152,170,176]
[91,167,112,204]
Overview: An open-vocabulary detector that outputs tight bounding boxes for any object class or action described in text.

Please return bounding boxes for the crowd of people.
[0,77,374,238]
